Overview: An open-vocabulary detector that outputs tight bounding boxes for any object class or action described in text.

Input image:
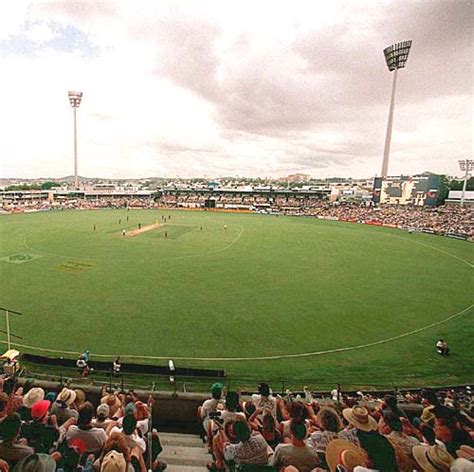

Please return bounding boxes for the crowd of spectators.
[1,194,472,240]
[1,373,473,471]
[0,376,167,472]
[200,383,474,471]
[297,203,473,240]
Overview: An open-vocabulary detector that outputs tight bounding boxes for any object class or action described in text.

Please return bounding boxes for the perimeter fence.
[13,359,472,398]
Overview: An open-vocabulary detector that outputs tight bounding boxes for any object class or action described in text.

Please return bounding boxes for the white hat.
[23,387,45,408]
[57,387,76,406]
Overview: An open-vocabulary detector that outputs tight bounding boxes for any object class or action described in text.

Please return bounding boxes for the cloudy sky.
[0,0,472,179]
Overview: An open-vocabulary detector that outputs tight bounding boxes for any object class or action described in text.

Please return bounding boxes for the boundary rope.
[2,303,472,362]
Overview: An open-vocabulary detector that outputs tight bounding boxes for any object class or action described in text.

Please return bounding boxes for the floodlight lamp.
[68,91,83,108]
[458,159,473,172]
[383,41,412,71]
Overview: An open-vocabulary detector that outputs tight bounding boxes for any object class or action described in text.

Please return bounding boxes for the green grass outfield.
[1,209,473,391]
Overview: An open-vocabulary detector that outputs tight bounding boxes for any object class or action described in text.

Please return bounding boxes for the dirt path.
[125,223,160,237]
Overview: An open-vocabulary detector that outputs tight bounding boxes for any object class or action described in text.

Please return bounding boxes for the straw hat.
[100,451,127,472]
[342,405,378,431]
[57,388,76,406]
[23,387,45,408]
[101,393,122,416]
[450,458,474,472]
[456,445,474,461]
[326,439,369,472]
[74,389,86,407]
[412,444,454,472]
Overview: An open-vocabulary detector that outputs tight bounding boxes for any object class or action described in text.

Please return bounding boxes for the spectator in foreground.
[108,414,146,453]
[93,403,113,431]
[0,391,9,421]
[383,413,419,472]
[21,400,59,454]
[450,458,474,472]
[419,424,448,450]
[0,413,35,465]
[66,402,106,453]
[412,444,454,471]
[251,383,278,420]
[19,388,45,422]
[326,439,370,472]
[342,405,398,471]
[379,394,422,441]
[252,409,281,450]
[12,453,56,472]
[200,383,224,446]
[223,419,273,467]
[432,404,474,455]
[271,421,319,472]
[100,392,122,419]
[308,407,343,454]
[279,402,310,443]
[95,432,135,472]
[100,450,128,472]
[50,388,78,426]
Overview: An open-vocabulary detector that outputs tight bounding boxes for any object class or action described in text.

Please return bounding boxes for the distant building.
[92,184,116,193]
[373,174,440,206]
[286,173,311,183]
[445,190,474,206]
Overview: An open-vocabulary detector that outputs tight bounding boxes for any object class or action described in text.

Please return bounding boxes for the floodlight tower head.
[68,91,83,108]
[458,159,473,206]
[458,159,473,172]
[383,41,412,71]
[380,40,412,179]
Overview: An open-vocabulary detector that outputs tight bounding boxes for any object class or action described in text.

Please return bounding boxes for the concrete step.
[166,465,208,472]
[160,444,210,467]
[159,432,204,448]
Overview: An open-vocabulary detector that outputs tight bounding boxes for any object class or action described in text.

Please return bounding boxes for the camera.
[209,411,222,420]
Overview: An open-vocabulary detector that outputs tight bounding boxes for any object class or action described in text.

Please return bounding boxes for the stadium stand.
[2,193,472,241]
[0,372,472,471]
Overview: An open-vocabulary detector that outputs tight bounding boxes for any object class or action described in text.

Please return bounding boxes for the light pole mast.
[381,41,412,178]
[458,159,473,207]
[68,91,83,190]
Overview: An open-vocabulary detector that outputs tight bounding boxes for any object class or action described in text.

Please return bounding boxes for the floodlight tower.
[381,41,412,178]
[458,159,473,206]
[68,91,83,190]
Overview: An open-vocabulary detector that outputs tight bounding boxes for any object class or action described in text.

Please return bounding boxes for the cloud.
[0,0,472,179]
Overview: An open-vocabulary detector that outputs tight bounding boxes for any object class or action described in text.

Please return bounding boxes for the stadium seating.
[3,195,472,240]
[1,371,472,472]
